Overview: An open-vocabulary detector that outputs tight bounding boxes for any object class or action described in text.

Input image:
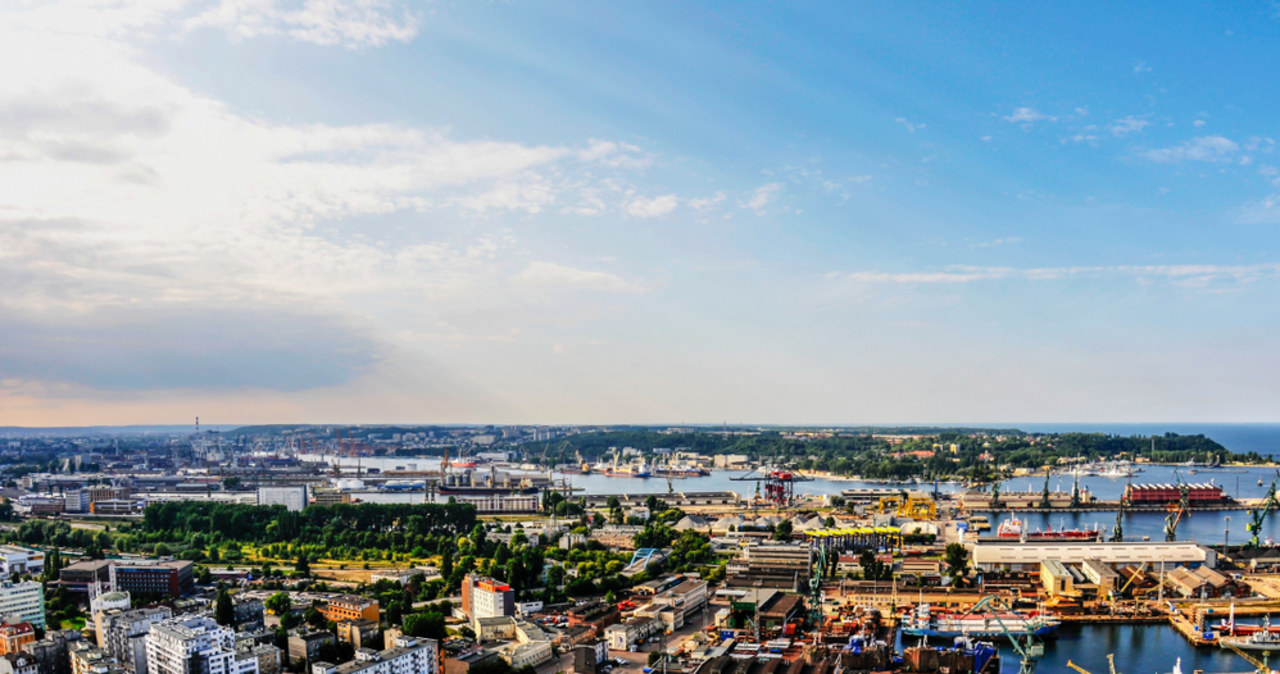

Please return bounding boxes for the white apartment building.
[0,547,44,578]
[0,582,45,628]
[256,487,309,512]
[98,606,173,674]
[145,616,254,674]
[311,637,438,674]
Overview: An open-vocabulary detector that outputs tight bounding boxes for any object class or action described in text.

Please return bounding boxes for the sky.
[4,1,1280,426]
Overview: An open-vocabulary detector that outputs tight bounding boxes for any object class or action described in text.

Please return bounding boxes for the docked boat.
[1220,617,1280,652]
[968,515,991,531]
[995,515,1102,541]
[901,604,1060,642]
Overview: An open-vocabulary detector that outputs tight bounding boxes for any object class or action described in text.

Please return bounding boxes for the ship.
[595,455,651,477]
[901,604,1060,642]
[967,515,991,532]
[1220,617,1280,652]
[605,461,651,478]
[995,515,1103,541]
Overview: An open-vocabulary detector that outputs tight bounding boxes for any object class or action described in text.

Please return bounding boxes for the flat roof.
[972,541,1211,565]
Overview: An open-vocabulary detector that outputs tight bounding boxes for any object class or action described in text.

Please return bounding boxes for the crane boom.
[1247,472,1280,548]
[1220,638,1273,674]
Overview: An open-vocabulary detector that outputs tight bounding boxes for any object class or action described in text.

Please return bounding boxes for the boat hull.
[902,624,1059,641]
[437,486,539,495]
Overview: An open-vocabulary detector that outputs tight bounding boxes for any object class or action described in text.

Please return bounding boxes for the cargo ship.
[995,515,1103,541]
[901,604,1060,642]
[593,457,651,477]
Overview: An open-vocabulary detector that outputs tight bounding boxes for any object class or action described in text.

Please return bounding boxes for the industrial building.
[256,486,309,512]
[1124,483,1227,505]
[970,540,1214,571]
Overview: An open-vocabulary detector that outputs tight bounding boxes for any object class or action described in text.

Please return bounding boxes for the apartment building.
[320,597,379,624]
[460,577,513,627]
[144,616,255,674]
[98,607,173,674]
[0,583,45,629]
[0,624,34,656]
[0,548,44,578]
[310,636,438,674]
[286,631,334,665]
[70,640,121,674]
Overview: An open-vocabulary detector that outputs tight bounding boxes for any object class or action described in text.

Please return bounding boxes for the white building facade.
[145,616,252,674]
[0,581,45,628]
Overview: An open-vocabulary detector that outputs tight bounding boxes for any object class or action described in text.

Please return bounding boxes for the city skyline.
[5,2,1280,425]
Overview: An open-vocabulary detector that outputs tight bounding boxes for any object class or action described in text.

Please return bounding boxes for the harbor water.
[994,623,1243,674]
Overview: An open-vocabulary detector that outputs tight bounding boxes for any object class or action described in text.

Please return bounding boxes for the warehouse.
[971,541,1214,572]
[1123,483,1226,505]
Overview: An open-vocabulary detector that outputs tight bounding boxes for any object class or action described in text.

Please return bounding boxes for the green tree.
[944,543,970,585]
[264,592,292,616]
[214,586,235,626]
[402,612,446,640]
[772,520,793,541]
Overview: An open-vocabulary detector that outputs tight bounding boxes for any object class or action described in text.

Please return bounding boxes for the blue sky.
[3,1,1280,425]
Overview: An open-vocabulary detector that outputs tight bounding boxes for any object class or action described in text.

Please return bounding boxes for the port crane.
[1164,471,1191,542]
[961,595,1045,674]
[1246,472,1280,548]
[1065,654,1119,674]
[1221,638,1275,674]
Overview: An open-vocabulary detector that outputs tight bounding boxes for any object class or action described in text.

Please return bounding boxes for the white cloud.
[515,261,643,294]
[625,194,679,218]
[1107,116,1148,137]
[185,0,422,48]
[1003,107,1057,124]
[972,237,1024,249]
[0,2,680,398]
[895,117,924,133]
[745,182,782,215]
[1133,61,1152,75]
[831,263,1280,287]
[1193,119,1207,127]
[1141,136,1238,163]
[688,191,727,212]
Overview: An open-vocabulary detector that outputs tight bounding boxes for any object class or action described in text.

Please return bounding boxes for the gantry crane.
[731,464,814,508]
[1247,472,1280,548]
[962,595,1045,674]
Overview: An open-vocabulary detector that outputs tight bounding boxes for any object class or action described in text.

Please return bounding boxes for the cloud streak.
[1142,136,1238,163]
[830,263,1280,287]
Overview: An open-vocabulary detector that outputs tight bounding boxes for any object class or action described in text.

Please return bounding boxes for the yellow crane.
[1220,638,1275,674]
[1066,654,1119,674]
[1108,562,1148,602]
